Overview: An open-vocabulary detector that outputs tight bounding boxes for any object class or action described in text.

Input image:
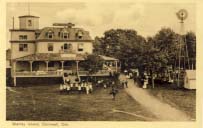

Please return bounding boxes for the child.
[125,79,128,88]
[63,84,67,92]
[78,84,81,94]
[103,83,107,89]
[60,84,63,94]
[110,87,118,100]
[121,80,125,88]
[66,84,70,94]
[85,84,89,94]
[89,82,93,93]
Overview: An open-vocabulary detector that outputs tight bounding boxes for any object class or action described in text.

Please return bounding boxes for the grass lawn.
[7,85,156,121]
[146,83,196,120]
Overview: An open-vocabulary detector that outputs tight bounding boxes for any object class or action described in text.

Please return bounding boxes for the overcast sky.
[6,2,196,48]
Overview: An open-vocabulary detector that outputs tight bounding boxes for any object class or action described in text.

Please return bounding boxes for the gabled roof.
[36,27,92,41]
[15,53,85,61]
[185,70,196,80]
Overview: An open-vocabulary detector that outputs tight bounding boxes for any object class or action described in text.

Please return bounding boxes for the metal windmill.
[176,9,190,87]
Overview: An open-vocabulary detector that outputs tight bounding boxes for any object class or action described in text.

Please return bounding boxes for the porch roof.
[99,55,118,61]
[15,53,85,61]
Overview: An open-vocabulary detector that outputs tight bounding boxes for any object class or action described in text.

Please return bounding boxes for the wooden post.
[115,60,118,72]
[46,61,49,71]
[76,61,79,75]
[13,61,16,86]
[30,61,33,72]
[61,61,64,69]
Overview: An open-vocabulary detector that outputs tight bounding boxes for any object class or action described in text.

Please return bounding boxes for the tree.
[94,29,146,70]
[185,31,196,69]
[79,54,103,81]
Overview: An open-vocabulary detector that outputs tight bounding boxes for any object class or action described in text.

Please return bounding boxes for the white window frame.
[48,31,53,39]
[78,43,84,52]
[48,43,54,51]
[19,35,27,40]
[19,44,28,52]
[63,32,68,39]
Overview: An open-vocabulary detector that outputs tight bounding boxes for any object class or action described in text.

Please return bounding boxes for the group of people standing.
[60,73,93,94]
[60,81,93,94]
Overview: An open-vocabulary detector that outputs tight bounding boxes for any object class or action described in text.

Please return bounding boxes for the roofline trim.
[10,40,36,43]
[10,29,39,32]
[36,39,93,42]
[19,15,40,18]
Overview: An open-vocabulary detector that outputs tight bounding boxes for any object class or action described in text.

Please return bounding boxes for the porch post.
[115,60,118,72]
[46,61,49,71]
[29,61,33,72]
[76,61,79,75]
[61,61,64,70]
[13,61,16,86]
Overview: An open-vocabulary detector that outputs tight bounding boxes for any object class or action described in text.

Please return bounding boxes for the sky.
[6,2,196,48]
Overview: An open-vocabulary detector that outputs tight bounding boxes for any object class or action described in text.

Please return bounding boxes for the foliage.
[93,29,146,70]
[93,28,196,78]
[185,31,196,69]
[80,54,103,75]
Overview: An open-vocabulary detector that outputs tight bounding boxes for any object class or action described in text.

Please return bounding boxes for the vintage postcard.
[0,0,202,128]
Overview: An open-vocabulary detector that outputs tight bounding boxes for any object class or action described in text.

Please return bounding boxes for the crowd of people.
[59,70,132,100]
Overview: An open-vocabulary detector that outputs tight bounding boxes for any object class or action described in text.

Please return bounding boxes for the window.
[19,44,28,51]
[28,20,32,26]
[19,35,27,40]
[63,32,68,39]
[64,43,68,50]
[78,43,84,51]
[77,31,83,39]
[47,31,53,39]
[64,43,72,50]
[48,43,54,51]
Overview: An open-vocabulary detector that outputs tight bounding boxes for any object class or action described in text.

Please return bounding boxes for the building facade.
[9,15,118,86]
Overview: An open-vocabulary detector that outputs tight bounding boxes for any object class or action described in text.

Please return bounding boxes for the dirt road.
[120,75,191,121]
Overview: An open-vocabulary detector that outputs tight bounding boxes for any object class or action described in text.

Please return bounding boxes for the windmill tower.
[176,9,190,87]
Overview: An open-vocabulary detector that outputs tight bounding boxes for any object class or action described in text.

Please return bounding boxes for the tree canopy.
[93,28,196,75]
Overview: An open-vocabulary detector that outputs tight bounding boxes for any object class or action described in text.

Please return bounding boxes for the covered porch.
[12,53,120,86]
[12,53,83,86]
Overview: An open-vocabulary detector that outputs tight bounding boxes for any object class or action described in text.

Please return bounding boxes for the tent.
[184,70,196,89]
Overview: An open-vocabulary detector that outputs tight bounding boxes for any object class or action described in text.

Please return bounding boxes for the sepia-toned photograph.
[6,2,196,122]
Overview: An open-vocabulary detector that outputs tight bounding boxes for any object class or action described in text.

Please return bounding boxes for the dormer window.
[63,32,68,39]
[47,31,53,39]
[77,31,83,39]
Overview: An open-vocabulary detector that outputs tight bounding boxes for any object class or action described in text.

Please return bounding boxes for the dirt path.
[119,75,191,121]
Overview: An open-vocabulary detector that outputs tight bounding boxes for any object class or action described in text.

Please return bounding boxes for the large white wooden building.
[9,14,119,86]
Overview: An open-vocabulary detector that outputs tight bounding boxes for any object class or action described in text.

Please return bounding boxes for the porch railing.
[15,69,110,77]
[78,70,110,76]
[15,70,63,77]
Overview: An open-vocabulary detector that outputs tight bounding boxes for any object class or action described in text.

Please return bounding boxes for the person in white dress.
[89,82,93,93]
[78,84,81,94]
[60,84,63,94]
[85,83,89,94]
[66,84,70,94]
